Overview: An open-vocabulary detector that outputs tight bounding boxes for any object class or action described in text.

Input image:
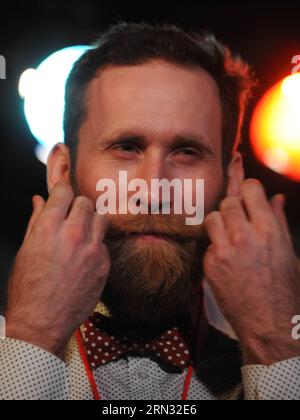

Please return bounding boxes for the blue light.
[19,45,91,163]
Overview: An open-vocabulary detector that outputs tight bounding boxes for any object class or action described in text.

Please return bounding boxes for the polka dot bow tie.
[82,313,194,371]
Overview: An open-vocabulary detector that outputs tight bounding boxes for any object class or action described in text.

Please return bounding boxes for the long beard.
[72,177,226,330]
[101,214,210,329]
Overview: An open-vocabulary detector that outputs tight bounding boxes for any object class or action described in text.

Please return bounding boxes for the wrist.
[240,333,300,366]
[5,317,66,359]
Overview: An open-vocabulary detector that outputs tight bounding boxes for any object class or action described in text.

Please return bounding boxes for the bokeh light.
[250,73,300,181]
[19,46,91,164]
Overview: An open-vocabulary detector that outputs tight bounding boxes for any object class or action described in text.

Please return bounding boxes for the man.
[0,22,299,400]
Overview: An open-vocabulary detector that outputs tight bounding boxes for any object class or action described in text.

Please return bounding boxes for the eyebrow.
[100,130,215,157]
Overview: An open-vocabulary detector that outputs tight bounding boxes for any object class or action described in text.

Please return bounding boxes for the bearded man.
[0,22,299,400]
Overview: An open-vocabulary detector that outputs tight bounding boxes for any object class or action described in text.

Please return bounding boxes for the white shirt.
[0,322,299,400]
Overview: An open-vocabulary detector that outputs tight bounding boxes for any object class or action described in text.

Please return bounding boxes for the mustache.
[105,213,207,242]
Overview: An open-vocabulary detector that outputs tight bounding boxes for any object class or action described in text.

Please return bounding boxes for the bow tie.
[82,312,194,372]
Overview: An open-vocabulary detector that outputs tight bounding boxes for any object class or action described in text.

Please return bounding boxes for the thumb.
[270,194,292,243]
[24,195,46,241]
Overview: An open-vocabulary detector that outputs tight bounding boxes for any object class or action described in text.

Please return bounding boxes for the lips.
[129,232,172,242]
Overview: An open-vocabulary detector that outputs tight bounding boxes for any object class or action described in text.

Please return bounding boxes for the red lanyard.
[76,329,194,401]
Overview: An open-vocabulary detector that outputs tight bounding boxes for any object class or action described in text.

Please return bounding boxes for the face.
[49,60,242,329]
[77,60,224,211]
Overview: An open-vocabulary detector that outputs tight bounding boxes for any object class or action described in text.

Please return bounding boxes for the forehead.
[81,60,222,149]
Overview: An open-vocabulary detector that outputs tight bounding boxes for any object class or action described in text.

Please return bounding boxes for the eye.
[175,148,201,158]
[112,143,140,154]
[177,148,198,156]
[171,148,203,164]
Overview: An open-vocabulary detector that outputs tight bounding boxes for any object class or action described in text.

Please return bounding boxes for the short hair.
[64,21,257,172]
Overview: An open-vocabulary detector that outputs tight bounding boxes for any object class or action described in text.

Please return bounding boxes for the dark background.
[0,1,299,313]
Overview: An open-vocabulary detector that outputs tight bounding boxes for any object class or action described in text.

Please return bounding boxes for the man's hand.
[204,179,300,365]
[5,182,111,358]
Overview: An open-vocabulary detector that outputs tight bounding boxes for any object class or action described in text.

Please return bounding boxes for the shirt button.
[137,371,149,380]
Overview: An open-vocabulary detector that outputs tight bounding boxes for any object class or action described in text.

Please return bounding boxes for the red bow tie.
[82,313,194,371]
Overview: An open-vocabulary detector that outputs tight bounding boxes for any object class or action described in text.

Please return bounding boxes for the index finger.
[241,179,277,230]
[40,182,74,225]
[90,212,110,245]
[24,195,46,241]
[204,211,230,249]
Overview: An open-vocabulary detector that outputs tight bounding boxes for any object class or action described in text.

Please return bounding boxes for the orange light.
[250,73,300,181]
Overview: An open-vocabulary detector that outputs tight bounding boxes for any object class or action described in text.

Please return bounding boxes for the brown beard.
[73,178,226,331]
[101,213,210,330]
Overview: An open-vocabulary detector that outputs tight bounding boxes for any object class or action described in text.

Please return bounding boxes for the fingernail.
[280,194,286,207]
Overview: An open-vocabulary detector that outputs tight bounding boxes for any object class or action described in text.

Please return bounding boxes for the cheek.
[204,176,225,214]
[204,183,224,214]
[75,159,117,205]
[189,167,224,215]
[76,153,224,214]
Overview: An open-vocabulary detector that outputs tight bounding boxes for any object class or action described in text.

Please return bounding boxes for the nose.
[135,154,173,214]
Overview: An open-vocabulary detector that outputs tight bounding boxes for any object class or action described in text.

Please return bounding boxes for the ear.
[226,152,245,197]
[47,143,72,193]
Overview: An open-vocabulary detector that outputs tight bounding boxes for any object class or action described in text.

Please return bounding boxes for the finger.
[90,213,110,244]
[241,179,277,231]
[24,195,46,241]
[95,243,111,283]
[41,182,74,225]
[67,196,94,233]
[220,196,250,240]
[204,211,230,249]
[270,194,292,243]
[226,174,242,199]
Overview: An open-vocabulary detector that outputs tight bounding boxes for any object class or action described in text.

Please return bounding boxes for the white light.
[35,144,52,165]
[264,147,290,174]
[19,45,91,164]
[18,69,37,99]
[282,73,300,106]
